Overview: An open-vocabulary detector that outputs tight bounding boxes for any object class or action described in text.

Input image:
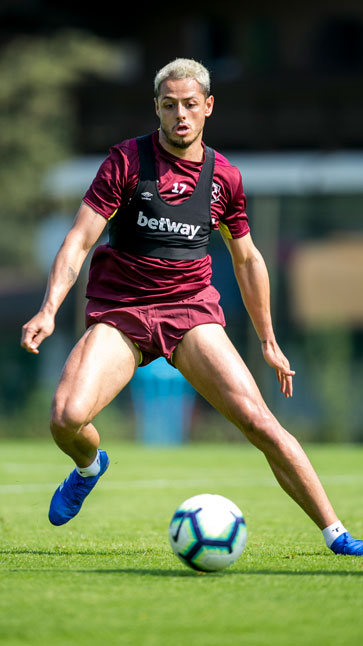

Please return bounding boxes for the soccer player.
[21,58,362,555]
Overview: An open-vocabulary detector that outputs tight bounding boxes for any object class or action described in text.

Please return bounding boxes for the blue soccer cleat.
[330,531,363,556]
[49,449,109,526]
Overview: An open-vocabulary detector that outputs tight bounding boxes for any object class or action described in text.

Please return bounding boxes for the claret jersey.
[83,130,249,303]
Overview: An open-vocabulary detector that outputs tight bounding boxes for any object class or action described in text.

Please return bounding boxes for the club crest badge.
[211,182,221,203]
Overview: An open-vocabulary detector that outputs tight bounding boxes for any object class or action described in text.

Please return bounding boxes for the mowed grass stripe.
[1,471,363,495]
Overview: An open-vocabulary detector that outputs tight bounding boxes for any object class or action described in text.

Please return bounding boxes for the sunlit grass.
[1,440,363,646]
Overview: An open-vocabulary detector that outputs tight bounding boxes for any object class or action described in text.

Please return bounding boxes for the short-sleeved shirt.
[83,130,249,304]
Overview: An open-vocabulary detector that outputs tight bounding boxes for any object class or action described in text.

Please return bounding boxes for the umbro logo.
[141,192,153,200]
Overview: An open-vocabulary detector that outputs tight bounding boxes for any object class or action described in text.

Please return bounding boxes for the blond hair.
[154,58,211,97]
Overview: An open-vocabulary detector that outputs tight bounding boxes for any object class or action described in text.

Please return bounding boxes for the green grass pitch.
[1,439,363,646]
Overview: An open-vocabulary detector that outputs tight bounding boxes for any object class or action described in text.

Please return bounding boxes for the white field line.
[0,473,363,494]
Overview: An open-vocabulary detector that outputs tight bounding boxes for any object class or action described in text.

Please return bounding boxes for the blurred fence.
[1,151,363,443]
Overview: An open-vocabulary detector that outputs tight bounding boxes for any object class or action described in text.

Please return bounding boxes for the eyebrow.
[160,95,199,101]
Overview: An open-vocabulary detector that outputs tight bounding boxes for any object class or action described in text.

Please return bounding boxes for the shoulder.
[107,132,159,171]
[93,137,142,184]
[107,137,139,165]
[213,149,241,176]
[211,148,244,196]
[83,136,144,214]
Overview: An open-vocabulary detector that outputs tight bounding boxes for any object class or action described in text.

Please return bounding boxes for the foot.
[49,449,109,526]
[330,531,363,556]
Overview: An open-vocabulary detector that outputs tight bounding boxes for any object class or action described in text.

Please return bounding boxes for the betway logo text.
[137,212,200,240]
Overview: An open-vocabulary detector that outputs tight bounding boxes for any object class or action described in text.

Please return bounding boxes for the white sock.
[322,520,347,548]
[76,451,101,478]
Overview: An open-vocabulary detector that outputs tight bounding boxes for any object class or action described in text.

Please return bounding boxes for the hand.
[21,311,55,354]
[261,339,295,398]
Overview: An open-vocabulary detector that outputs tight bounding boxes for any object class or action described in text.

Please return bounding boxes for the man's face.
[154,77,214,151]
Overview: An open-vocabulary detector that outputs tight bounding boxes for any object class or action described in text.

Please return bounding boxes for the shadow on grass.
[2,549,363,577]
[2,565,363,577]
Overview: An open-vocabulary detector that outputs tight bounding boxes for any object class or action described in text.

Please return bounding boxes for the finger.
[21,327,36,350]
[279,374,288,397]
[21,327,41,354]
[21,325,31,347]
[280,363,295,377]
[283,374,293,398]
[280,373,287,395]
[22,338,40,354]
[25,345,40,355]
[287,375,293,397]
[276,368,294,398]
[29,329,49,352]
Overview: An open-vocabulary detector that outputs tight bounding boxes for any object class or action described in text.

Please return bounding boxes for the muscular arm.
[221,232,295,397]
[21,202,107,354]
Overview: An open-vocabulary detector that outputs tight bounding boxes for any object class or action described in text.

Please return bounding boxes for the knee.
[50,397,87,439]
[237,399,285,451]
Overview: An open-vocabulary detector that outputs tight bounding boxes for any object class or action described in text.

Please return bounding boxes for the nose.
[176,102,186,120]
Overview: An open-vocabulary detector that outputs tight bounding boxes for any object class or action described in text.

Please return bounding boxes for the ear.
[205,95,214,118]
[154,97,160,118]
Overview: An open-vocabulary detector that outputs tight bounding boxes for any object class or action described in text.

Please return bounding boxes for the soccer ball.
[168,493,247,572]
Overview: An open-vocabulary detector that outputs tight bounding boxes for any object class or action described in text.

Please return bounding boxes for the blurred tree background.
[0,30,119,269]
[0,28,131,437]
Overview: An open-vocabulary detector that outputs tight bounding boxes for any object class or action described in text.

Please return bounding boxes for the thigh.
[173,323,270,428]
[53,322,141,422]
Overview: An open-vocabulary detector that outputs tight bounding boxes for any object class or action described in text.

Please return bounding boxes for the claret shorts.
[85,284,226,367]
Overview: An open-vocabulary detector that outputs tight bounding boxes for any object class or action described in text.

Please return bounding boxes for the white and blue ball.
[169,493,247,572]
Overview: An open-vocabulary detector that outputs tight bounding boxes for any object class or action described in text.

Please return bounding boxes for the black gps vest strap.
[136,134,158,182]
[108,133,215,260]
